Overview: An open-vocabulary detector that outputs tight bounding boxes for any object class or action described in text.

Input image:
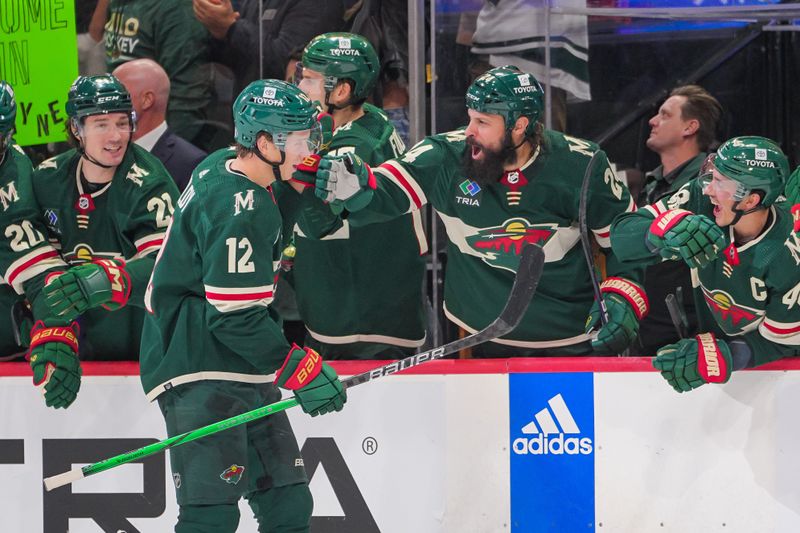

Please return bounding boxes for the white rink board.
[594,371,800,533]
[1,368,800,532]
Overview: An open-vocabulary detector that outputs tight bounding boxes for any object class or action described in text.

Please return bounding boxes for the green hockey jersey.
[34,144,179,360]
[140,148,292,401]
[612,180,800,366]
[104,0,212,141]
[0,146,67,355]
[290,104,427,351]
[340,129,639,349]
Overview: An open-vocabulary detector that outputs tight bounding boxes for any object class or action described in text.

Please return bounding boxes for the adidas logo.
[512,394,593,455]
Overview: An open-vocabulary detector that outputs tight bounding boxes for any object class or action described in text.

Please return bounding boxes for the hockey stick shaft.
[44,245,545,491]
[578,151,609,327]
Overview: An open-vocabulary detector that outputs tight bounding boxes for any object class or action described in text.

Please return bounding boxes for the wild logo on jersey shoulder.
[701,286,763,334]
[456,179,482,206]
[0,181,19,210]
[126,162,149,187]
[467,218,555,272]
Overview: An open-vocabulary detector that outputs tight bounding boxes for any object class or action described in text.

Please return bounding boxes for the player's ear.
[513,116,529,136]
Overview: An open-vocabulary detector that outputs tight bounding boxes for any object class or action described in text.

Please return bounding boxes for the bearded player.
[303,65,646,356]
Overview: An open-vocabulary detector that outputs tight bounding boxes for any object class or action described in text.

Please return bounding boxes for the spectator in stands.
[348,0,414,146]
[113,59,207,191]
[303,66,646,357]
[469,0,591,132]
[103,0,215,150]
[192,0,345,97]
[287,32,426,359]
[612,136,800,392]
[33,75,179,362]
[77,0,105,76]
[633,85,722,355]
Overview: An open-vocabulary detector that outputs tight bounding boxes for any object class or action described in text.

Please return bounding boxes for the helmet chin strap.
[730,204,765,226]
[254,145,285,182]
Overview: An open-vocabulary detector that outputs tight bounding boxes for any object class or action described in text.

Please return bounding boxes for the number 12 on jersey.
[225,237,254,273]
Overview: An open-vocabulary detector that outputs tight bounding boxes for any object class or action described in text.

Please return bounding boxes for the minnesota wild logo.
[466,217,555,272]
[701,286,763,335]
[220,464,245,485]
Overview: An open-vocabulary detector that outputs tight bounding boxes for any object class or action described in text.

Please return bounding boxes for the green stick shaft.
[44,397,298,490]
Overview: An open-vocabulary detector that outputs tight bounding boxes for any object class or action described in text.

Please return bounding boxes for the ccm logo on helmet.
[97,96,120,103]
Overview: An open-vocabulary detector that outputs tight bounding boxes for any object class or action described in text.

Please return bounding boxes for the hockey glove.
[585,277,649,354]
[44,259,131,320]
[27,320,81,409]
[653,333,732,393]
[315,153,376,212]
[275,345,347,417]
[647,209,725,269]
[291,154,321,189]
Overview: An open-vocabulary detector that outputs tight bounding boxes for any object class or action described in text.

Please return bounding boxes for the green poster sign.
[0,0,78,146]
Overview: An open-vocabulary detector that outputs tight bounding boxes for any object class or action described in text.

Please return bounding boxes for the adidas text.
[513,434,593,455]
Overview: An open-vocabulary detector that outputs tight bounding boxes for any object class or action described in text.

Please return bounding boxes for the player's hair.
[669,85,722,152]
[234,132,273,158]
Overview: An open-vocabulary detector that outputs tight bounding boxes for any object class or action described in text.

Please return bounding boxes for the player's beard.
[462,132,517,186]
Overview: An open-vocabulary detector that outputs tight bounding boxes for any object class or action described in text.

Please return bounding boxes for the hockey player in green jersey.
[285,32,426,359]
[140,79,347,532]
[0,81,80,410]
[305,65,647,355]
[34,75,179,363]
[611,136,800,392]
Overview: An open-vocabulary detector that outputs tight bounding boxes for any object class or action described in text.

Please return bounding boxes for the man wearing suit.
[113,59,206,191]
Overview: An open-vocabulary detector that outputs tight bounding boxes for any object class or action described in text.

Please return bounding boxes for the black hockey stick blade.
[493,243,546,333]
[343,243,545,388]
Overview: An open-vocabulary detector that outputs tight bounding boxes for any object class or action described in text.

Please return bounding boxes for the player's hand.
[192,0,239,40]
[653,333,732,393]
[585,277,649,354]
[44,259,131,321]
[275,345,346,417]
[315,153,376,212]
[27,320,81,409]
[647,209,725,268]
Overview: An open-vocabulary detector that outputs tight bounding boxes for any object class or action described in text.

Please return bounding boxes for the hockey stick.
[44,244,546,491]
[579,151,609,328]
[665,293,686,340]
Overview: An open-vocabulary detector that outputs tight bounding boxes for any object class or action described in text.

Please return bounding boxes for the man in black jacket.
[113,59,207,191]
[193,0,346,96]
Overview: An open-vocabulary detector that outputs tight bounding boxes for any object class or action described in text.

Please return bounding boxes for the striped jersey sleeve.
[0,147,66,294]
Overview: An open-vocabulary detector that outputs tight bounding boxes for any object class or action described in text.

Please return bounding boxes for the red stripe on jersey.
[7,249,60,286]
[380,163,422,209]
[763,321,800,335]
[137,238,164,252]
[205,290,274,301]
[596,230,610,238]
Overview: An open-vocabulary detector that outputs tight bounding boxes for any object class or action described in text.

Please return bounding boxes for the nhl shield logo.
[220,464,245,485]
[173,473,182,489]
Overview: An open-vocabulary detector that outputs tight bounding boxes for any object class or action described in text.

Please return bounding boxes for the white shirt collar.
[134,121,168,152]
